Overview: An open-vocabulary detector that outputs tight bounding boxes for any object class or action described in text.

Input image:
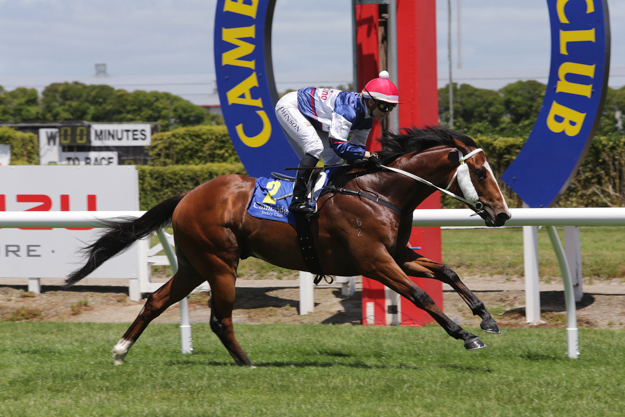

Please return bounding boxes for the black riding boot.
[289,153,319,215]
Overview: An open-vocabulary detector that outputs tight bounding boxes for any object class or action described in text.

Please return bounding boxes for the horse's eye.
[475,168,487,180]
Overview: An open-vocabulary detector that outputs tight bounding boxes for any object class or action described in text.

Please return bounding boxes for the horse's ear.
[448,149,460,164]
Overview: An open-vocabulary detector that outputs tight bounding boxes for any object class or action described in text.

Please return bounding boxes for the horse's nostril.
[496,212,510,222]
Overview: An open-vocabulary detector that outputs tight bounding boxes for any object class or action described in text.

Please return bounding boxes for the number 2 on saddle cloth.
[246,168,334,224]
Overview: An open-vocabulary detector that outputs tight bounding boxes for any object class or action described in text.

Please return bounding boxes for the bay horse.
[65,126,510,367]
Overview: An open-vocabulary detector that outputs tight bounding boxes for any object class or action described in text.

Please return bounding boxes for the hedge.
[440,135,625,208]
[558,136,625,207]
[0,126,39,165]
[4,118,624,208]
[149,125,239,166]
[137,163,246,210]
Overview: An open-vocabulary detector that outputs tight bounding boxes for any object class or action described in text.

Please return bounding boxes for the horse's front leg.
[398,249,500,334]
[363,253,486,351]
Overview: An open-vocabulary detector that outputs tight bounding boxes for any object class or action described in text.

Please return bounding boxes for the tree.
[499,80,545,124]
[7,87,42,122]
[38,82,214,131]
[41,82,93,121]
[439,83,505,134]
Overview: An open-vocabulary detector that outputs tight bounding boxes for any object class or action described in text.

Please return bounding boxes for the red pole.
[396,0,443,326]
[360,1,443,327]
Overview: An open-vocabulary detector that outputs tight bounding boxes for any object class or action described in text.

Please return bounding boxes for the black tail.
[64,194,186,288]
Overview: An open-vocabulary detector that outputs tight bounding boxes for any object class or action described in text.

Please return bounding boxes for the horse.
[65,125,511,367]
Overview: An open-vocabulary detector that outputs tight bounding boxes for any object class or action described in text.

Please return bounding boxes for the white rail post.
[547,226,579,359]
[132,238,148,301]
[385,287,401,326]
[564,226,583,302]
[523,225,542,324]
[335,276,356,297]
[299,271,314,315]
[156,228,192,354]
[28,278,41,294]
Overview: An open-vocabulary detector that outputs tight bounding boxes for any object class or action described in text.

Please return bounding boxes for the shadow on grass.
[518,351,563,361]
[163,358,421,370]
[2,284,130,295]
[437,364,493,373]
[501,292,596,318]
[233,287,300,310]
[320,289,361,325]
[232,286,362,325]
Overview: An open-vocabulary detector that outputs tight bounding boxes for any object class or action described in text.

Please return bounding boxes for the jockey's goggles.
[363,87,397,113]
[376,101,396,113]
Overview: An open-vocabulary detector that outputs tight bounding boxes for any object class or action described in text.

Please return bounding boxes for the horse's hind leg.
[399,250,500,334]
[181,239,252,367]
[112,265,205,365]
[207,273,253,367]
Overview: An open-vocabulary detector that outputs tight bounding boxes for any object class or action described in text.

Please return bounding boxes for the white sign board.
[91,124,151,147]
[60,151,118,166]
[0,144,9,166]
[0,166,139,278]
[39,128,61,165]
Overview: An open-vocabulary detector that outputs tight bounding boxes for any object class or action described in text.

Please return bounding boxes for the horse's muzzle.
[494,212,510,227]
[482,210,510,227]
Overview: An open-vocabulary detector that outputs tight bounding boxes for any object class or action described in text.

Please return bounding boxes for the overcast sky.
[0,0,623,93]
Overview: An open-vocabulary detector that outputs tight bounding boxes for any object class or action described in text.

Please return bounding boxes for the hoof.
[464,337,487,351]
[480,318,501,334]
[112,339,133,366]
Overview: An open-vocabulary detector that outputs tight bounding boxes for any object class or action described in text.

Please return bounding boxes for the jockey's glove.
[367,154,382,167]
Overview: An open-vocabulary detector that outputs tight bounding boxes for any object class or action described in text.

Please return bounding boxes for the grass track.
[442,226,625,279]
[1,323,624,416]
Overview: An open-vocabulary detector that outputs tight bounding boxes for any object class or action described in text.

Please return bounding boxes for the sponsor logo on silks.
[214,0,300,178]
[246,177,296,225]
[502,0,610,207]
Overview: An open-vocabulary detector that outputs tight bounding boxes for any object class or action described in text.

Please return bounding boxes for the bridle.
[376,148,486,213]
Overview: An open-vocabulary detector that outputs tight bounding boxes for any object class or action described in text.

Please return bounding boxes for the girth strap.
[294,213,333,285]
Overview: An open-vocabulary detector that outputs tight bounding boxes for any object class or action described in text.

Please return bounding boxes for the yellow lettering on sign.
[236,110,271,147]
[222,26,256,69]
[546,101,586,136]
[226,73,263,107]
[557,0,595,24]
[556,62,595,98]
[560,29,595,55]
[223,0,259,18]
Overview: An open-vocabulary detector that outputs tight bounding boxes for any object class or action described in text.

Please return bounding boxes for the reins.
[285,147,486,216]
[375,148,485,213]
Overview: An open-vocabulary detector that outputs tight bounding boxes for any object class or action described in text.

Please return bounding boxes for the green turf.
[1,323,624,416]
[442,226,625,280]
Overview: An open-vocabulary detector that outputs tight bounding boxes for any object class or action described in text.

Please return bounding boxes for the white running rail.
[3,208,625,359]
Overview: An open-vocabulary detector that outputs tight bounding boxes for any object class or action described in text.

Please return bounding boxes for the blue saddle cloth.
[247,169,337,224]
[247,177,297,224]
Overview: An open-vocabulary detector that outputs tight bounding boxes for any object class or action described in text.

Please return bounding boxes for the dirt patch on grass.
[1,276,624,329]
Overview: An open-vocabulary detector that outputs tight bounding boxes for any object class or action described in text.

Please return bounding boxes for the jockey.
[275,70,400,215]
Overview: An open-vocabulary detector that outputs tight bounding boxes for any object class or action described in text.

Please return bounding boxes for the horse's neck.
[369,149,452,211]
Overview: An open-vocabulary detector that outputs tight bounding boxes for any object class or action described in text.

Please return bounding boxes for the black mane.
[377,126,477,164]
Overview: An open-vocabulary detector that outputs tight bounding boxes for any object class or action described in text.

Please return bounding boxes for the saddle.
[270,170,328,208]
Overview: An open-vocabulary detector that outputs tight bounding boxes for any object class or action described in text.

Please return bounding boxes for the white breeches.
[275,92,342,165]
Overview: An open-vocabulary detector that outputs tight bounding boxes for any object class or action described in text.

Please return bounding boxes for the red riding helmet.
[362,71,400,104]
